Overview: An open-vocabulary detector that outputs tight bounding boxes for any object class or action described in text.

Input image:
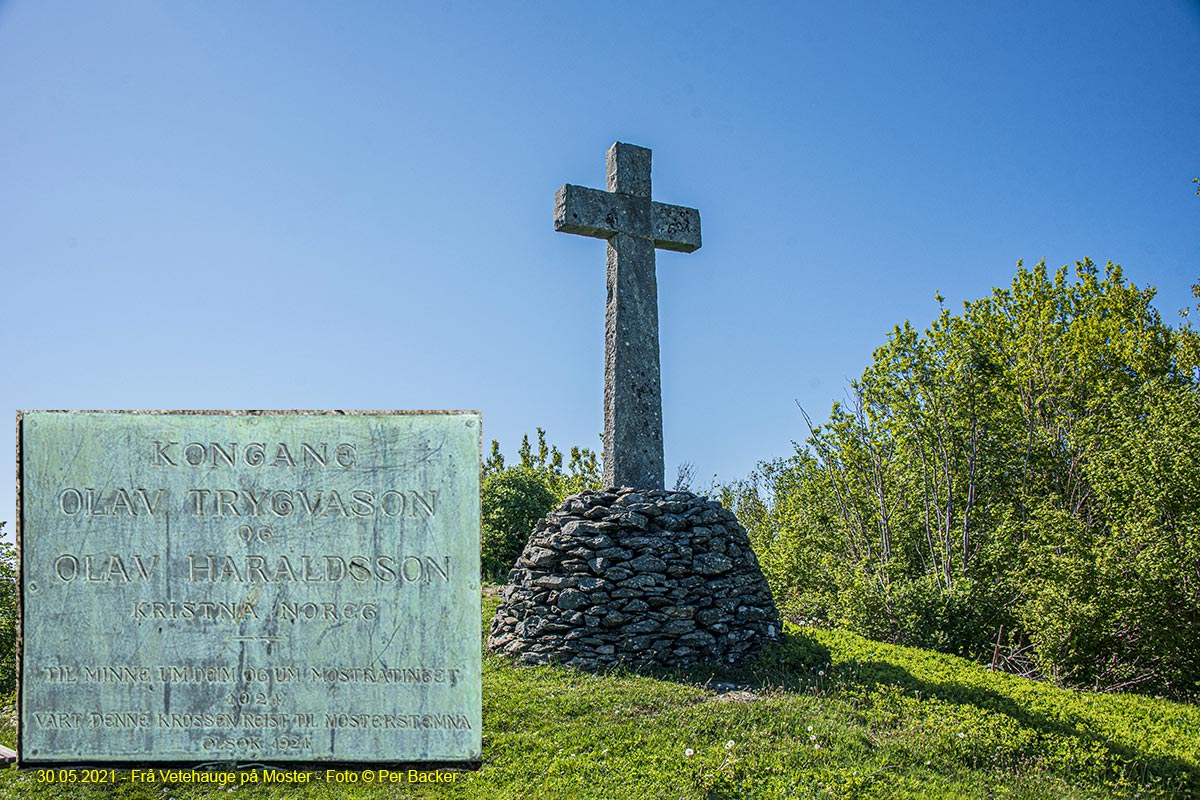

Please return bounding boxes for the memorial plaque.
[17,410,482,767]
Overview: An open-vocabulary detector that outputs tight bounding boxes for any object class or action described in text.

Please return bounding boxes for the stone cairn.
[488,486,781,668]
[489,142,781,668]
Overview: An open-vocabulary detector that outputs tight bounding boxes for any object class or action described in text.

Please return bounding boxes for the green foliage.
[481,467,557,581]
[0,523,13,695]
[480,429,601,581]
[482,427,602,501]
[2,596,1198,798]
[728,260,1200,698]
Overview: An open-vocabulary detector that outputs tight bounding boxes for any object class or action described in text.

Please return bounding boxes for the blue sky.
[3,2,1199,536]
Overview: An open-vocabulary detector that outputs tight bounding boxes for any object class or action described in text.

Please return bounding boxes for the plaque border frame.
[15,409,484,771]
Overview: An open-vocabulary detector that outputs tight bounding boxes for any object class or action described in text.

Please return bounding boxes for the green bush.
[481,467,558,581]
[0,523,14,694]
[480,429,601,582]
[727,261,1200,698]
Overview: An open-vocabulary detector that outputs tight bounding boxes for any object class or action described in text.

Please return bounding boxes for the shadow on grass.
[482,588,1198,796]
[528,625,1198,797]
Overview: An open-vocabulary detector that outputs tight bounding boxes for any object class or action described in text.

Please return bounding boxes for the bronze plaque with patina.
[17,410,482,767]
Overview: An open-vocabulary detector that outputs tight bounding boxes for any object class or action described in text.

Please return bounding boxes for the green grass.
[2,592,1198,799]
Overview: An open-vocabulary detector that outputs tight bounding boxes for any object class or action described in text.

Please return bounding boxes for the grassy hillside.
[1,593,1197,799]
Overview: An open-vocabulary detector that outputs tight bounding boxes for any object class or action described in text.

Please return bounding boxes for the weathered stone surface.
[555,142,702,490]
[488,487,781,669]
[18,410,483,766]
[556,589,590,610]
[695,552,734,575]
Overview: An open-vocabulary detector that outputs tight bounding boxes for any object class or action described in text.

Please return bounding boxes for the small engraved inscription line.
[153,441,358,469]
[58,488,165,517]
[186,554,451,583]
[184,488,436,518]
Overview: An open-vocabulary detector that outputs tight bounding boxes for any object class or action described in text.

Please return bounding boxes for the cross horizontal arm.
[652,202,702,253]
[554,184,650,240]
[555,184,702,253]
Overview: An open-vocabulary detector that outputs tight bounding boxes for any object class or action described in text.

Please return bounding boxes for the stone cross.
[554,142,702,490]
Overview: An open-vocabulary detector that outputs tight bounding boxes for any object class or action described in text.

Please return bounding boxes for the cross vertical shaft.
[606,228,663,489]
[554,142,702,490]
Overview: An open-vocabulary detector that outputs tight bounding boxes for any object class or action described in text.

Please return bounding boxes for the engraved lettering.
[380,490,405,517]
[401,557,422,582]
[302,555,322,582]
[211,442,236,467]
[324,490,350,517]
[133,555,158,580]
[82,665,153,683]
[189,555,214,581]
[34,712,83,729]
[42,666,76,683]
[274,555,298,582]
[59,487,164,517]
[109,488,134,516]
[411,490,437,517]
[351,490,375,516]
[347,556,371,581]
[89,555,129,582]
[133,600,257,621]
[23,412,479,763]
[376,555,397,581]
[272,443,297,467]
[301,443,327,467]
[55,554,79,581]
[136,488,165,516]
[424,555,450,582]
[89,712,150,729]
[217,556,243,582]
[297,490,322,515]
[153,441,178,466]
[188,489,211,516]
[188,488,435,517]
[184,443,206,466]
[59,488,83,515]
[279,602,377,621]
[324,713,471,730]
[306,667,460,685]
[160,666,237,682]
[246,555,269,582]
[183,554,449,583]
[335,443,356,467]
[244,489,270,515]
[85,488,106,516]
[54,554,157,583]
[323,556,345,582]
[271,490,294,516]
[245,442,266,465]
[216,489,240,516]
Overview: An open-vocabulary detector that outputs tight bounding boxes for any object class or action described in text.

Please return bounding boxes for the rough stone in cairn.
[488,487,782,669]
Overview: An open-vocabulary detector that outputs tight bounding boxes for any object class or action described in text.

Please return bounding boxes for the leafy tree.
[730,260,1200,697]
[483,428,601,501]
[480,429,601,582]
[481,468,557,582]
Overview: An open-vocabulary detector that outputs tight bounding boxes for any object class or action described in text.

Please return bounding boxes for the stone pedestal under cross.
[554,142,702,490]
